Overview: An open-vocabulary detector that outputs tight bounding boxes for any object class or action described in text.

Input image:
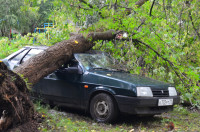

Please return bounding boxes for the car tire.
[90,93,118,123]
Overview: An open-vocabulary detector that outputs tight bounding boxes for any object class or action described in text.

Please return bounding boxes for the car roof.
[24,46,49,50]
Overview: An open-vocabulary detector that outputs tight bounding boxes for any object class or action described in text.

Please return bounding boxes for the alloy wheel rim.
[95,100,109,117]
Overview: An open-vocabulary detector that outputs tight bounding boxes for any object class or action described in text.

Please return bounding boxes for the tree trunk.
[0,30,117,131]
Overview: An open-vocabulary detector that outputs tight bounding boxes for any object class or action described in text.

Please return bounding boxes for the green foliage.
[49,0,200,107]
[0,35,34,59]
[0,0,55,37]
[0,27,70,59]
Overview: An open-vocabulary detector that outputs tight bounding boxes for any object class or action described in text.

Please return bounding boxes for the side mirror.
[66,67,78,73]
[65,67,83,74]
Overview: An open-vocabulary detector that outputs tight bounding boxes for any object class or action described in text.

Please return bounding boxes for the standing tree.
[0,0,55,37]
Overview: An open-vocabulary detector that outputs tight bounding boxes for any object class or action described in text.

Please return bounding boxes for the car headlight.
[137,87,153,97]
[168,87,177,96]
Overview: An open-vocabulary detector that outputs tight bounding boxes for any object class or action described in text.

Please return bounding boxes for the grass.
[34,102,200,132]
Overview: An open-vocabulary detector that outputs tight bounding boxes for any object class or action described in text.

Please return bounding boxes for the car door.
[34,60,83,108]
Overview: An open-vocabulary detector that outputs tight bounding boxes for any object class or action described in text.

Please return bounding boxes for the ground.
[7,120,39,132]
[33,102,200,132]
[6,113,40,132]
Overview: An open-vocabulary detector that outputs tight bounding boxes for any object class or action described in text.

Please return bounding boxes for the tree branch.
[178,7,184,43]
[114,0,118,10]
[78,0,105,18]
[162,0,168,24]
[133,39,190,85]
[79,0,94,9]
[135,0,149,7]
[87,29,117,41]
[149,0,156,16]
[136,19,146,31]
[151,28,173,50]
[71,4,90,10]
[189,11,200,40]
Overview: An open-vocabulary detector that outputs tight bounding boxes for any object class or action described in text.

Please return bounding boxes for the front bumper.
[115,95,180,115]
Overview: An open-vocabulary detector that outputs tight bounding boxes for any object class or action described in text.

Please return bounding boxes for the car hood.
[89,70,171,89]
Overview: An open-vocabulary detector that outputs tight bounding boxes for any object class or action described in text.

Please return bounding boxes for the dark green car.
[3,46,180,123]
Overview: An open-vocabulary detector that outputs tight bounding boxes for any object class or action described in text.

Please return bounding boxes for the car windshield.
[74,53,127,71]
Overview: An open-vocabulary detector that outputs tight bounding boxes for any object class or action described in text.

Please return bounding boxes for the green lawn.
[35,102,200,132]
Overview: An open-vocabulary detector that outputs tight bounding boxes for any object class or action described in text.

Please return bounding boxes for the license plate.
[158,99,173,106]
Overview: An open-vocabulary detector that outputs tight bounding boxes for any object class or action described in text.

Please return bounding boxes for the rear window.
[11,49,29,62]
[22,49,43,62]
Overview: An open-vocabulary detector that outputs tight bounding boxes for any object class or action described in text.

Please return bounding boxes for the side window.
[22,49,43,63]
[11,49,29,62]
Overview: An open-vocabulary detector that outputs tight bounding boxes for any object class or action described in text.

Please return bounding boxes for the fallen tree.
[0,0,150,129]
[0,30,118,131]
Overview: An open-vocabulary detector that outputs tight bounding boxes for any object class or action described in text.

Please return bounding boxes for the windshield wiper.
[91,67,111,70]
[115,69,128,72]
[91,67,128,72]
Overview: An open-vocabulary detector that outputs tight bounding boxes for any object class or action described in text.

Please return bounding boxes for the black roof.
[24,46,48,50]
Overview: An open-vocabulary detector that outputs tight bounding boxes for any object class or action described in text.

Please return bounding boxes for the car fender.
[90,86,116,96]
[86,86,117,111]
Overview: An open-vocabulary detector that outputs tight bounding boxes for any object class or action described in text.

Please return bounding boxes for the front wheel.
[90,93,118,123]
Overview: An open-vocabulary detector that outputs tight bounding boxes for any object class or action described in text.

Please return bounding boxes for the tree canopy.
[49,0,200,108]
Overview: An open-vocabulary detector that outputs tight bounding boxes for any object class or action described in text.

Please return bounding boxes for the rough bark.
[0,62,34,131]
[0,30,117,131]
